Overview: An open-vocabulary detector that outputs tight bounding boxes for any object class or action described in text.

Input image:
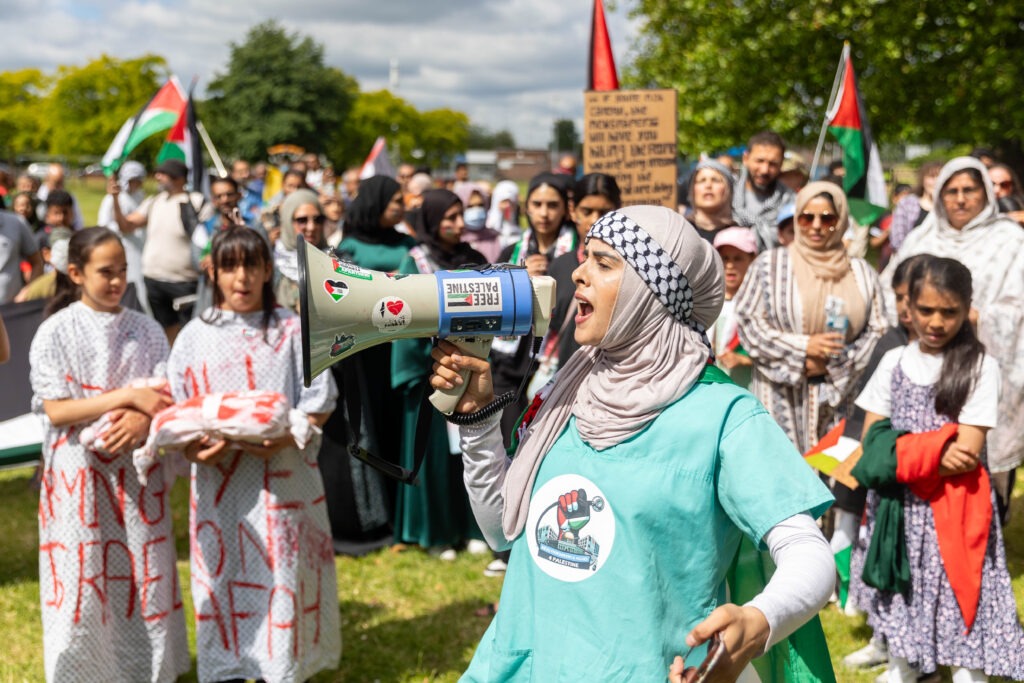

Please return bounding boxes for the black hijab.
[414,189,486,270]
[344,175,406,245]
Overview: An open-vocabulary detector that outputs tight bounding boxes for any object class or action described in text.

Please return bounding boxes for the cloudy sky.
[2,0,637,150]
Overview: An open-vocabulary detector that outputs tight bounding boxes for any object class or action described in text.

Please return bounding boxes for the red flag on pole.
[588,0,619,90]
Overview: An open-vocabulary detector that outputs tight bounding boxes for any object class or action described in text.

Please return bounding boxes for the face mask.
[464,205,487,229]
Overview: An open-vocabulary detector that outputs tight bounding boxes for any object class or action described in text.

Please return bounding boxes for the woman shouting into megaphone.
[430,206,838,682]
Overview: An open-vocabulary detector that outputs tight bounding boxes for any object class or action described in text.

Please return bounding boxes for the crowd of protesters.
[5,132,1024,681]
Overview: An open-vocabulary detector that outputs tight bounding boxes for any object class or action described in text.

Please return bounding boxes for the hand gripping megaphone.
[298,237,556,415]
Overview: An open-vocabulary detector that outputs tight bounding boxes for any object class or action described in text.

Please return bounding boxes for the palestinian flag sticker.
[324,279,349,303]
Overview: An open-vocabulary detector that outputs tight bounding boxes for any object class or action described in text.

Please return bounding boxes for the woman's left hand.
[669,604,770,683]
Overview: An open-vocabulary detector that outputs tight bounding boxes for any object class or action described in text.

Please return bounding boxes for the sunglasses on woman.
[796,212,839,229]
[294,215,326,225]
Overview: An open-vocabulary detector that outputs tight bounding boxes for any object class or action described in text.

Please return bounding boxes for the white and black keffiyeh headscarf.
[502,205,724,540]
[587,209,701,336]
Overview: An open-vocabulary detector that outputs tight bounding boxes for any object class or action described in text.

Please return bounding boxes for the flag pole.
[196,121,227,178]
[810,42,850,179]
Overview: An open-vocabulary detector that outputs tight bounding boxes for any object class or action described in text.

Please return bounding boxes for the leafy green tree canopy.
[626,1,1024,155]
[467,125,516,150]
[204,20,358,161]
[553,118,580,153]
[329,89,469,170]
[45,55,169,157]
[0,69,50,159]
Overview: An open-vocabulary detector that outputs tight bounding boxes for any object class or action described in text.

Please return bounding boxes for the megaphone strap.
[343,382,434,486]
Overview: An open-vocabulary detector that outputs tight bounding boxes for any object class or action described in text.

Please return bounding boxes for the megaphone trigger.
[428,337,493,415]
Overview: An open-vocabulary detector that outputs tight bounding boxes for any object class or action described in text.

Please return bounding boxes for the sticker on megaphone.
[298,238,556,414]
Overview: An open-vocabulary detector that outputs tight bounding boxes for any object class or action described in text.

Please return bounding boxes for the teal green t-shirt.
[336,235,416,273]
[462,380,833,682]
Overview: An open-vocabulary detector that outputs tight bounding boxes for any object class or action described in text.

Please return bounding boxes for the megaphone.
[298,237,556,415]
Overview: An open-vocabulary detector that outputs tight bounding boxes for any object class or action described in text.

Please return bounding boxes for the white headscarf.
[486,180,520,230]
[501,205,724,539]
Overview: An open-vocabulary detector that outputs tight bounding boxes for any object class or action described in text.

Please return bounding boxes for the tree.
[626,1,1024,158]
[329,90,420,169]
[0,69,49,160]
[328,90,470,170]
[553,118,579,153]
[45,55,169,158]
[417,108,470,169]
[467,124,516,150]
[204,21,358,161]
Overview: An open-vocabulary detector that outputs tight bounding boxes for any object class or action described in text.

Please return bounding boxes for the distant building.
[495,149,550,182]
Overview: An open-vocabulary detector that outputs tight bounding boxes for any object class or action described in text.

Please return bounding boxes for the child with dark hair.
[42,189,75,233]
[167,226,341,682]
[854,256,1024,681]
[28,227,187,681]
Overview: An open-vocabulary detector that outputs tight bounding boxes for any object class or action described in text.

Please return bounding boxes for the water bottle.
[824,296,848,359]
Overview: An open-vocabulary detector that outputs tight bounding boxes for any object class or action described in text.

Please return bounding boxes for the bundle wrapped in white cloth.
[133,390,319,484]
[79,378,171,456]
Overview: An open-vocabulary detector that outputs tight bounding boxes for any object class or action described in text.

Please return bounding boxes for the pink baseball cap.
[713,226,758,255]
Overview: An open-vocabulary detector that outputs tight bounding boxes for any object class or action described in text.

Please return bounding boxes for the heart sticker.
[386,300,404,315]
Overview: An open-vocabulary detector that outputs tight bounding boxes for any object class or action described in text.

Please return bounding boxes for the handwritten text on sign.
[584,89,678,208]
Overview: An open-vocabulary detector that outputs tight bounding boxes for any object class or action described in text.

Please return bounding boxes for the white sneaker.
[843,599,864,617]
[844,641,888,669]
[466,539,490,555]
[428,546,457,561]
[483,558,507,576]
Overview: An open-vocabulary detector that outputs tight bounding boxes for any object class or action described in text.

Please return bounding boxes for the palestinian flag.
[157,95,205,193]
[588,0,619,91]
[804,419,862,609]
[825,44,887,226]
[101,78,187,176]
[359,136,396,180]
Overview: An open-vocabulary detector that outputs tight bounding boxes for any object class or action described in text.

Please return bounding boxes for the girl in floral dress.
[856,256,1024,682]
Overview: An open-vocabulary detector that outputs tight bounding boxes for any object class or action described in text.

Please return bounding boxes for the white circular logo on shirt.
[525,474,615,582]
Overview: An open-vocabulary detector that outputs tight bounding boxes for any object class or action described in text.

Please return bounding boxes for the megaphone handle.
[429,337,493,415]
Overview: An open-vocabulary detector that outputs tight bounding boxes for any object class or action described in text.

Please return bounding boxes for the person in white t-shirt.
[98,161,148,313]
[113,159,213,343]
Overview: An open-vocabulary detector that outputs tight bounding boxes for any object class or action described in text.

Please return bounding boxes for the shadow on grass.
[320,599,487,682]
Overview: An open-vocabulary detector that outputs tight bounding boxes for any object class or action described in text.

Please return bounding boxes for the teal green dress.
[461,380,833,682]
[390,252,482,548]
[318,234,417,550]
[336,236,416,272]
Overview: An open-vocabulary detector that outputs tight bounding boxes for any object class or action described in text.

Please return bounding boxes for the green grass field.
[4,461,1023,682]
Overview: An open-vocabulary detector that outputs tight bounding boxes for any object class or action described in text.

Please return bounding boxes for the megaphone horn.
[298,237,555,414]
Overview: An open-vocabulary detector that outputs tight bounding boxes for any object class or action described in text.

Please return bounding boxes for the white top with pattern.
[29,302,188,683]
[167,308,340,683]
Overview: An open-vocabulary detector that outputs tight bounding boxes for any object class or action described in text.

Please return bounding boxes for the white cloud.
[0,0,636,152]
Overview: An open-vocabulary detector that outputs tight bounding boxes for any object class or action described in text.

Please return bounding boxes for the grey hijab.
[501,205,724,539]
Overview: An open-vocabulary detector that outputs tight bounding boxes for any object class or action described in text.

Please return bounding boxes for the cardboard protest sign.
[583,89,678,208]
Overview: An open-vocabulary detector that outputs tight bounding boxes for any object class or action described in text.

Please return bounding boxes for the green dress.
[390,251,482,547]
[318,235,416,551]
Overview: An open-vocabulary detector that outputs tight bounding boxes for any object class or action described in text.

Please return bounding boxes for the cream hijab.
[502,205,724,539]
[789,181,867,338]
